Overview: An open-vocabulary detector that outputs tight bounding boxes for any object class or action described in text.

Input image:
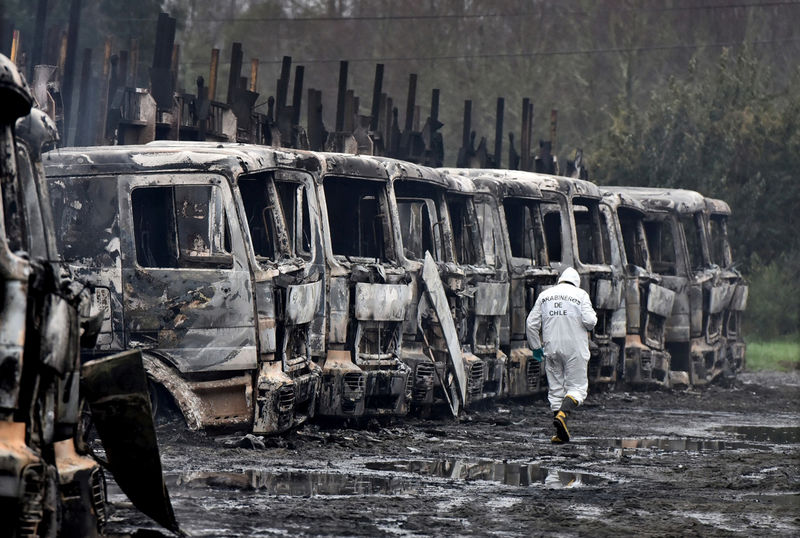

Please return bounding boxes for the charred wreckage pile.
[1,9,747,537]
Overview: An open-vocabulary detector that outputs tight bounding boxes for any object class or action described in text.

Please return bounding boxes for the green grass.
[745,335,800,372]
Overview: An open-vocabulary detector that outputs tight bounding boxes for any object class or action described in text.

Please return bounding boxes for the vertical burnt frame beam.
[494,97,504,169]
[30,0,48,79]
[520,97,530,171]
[75,47,93,146]
[150,12,176,111]
[431,88,440,124]
[370,63,383,132]
[404,73,417,134]
[208,48,219,101]
[335,60,348,133]
[462,99,472,150]
[62,0,82,141]
[291,65,304,128]
[307,88,323,151]
[276,55,291,123]
[226,42,243,105]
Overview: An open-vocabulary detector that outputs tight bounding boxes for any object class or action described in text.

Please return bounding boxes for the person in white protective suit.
[526,267,597,444]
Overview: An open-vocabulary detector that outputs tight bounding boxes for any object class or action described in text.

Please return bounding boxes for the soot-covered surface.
[107,371,800,537]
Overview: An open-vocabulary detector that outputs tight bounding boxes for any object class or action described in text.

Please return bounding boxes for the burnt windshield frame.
[48,175,119,266]
[446,192,485,266]
[131,184,233,270]
[323,175,393,263]
[708,214,732,268]
[239,172,316,268]
[644,214,679,276]
[680,212,707,272]
[474,193,506,270]
[617,206,650,270]
[393,179,447,263]
[572,196,608,266]
[503,196,547,266]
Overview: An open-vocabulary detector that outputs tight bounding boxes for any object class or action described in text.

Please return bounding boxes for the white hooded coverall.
[526,267,597,411]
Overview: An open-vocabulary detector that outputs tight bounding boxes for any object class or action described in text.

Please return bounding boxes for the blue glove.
[533,348,544,362]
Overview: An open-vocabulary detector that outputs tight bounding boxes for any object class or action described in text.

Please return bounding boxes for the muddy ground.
[106,371,800,537]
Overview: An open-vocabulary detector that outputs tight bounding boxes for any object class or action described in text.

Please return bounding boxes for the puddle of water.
[165,469,413,496]
[364,459,607,489]
[589,437,759,451]
[716,425,800,443]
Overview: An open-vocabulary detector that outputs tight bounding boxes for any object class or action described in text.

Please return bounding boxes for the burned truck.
[376,160,506,412]
[511,174,624,386]
[606,187,731,386]
[43,142,321,434]
[1,55,176,536]
[601,191,675,387]
[705,197,747,375]
[289,152,411,419]
[443,169,558,398]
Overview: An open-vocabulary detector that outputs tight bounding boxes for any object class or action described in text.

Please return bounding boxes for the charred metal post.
[307,88,325,151]
[75,47,93,146]
[550,108,558,156]
[370,63,383,132]
[276,55,291,122]
[129,38,139,87]
[95,37,112,145]
[118,50,128,88]
[249,58,258,92]
[275,56,292,145]
[9,29,19,64]
[226,42,243,105]
[520,98,529,170]
[494,97,504,169]
[62,0,81,138]
[29,0,48,79]
[404,73,417,135]
[335,60,348,133]
[291,65,304,130]
[208,48,219,101]
[149,12,176,112]
[456,99,472,167]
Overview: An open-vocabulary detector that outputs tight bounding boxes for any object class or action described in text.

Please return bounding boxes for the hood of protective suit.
[558,267,581,287]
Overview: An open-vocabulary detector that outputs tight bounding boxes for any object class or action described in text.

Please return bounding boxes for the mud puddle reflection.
[715,425,800,443]
[365,459,609,489]
[165,469,414,496]
[588,437,761,451]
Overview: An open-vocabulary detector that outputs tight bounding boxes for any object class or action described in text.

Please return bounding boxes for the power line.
[16,1,800,24]
[180,37,800,67]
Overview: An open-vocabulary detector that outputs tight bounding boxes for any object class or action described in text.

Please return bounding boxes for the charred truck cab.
[2,55,176,536]
[43,143,321,434]
[445,169,557,398]
[523,174,623,386]
[0,59,101,535]
[705,197,747,374]
[382,160,506,412]
[601,191,675,387]
[312,153,411,418]
[608,187,728,386]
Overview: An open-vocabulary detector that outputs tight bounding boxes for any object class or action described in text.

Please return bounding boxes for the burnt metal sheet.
[328,277,350,344]
[286,280,322,325]
[730,284,748,311]
[708,282,734,314]
[647,283,676,318]
[594,278,622,310]
[81,350,180,535]
[474,282,509,317]
[354,283,411,321]
[422,252,467,408]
